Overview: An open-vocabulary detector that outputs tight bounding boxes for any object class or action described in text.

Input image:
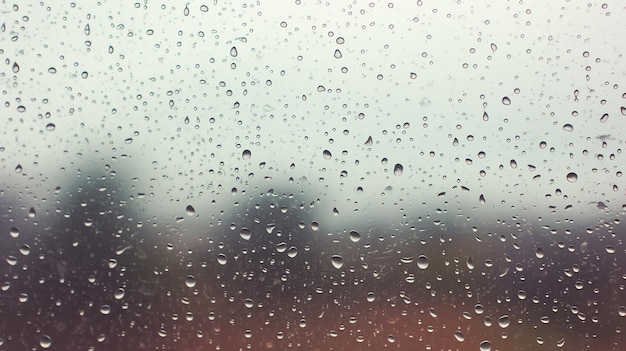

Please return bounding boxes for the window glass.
[1,1,624,350]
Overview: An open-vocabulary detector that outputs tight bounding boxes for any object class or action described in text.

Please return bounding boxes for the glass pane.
[1,1,624,350]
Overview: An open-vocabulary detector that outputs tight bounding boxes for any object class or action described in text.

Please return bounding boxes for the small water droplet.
[287,246,298,258]
[46,123,56,131]
[230,46,238,57]
[566,172,578,183]
[621,106,626,115]
[200,5,209,12]
[84,24,90,35]
[562,124,574,132]
[454,330,465,342]
[15,164,22,173]
[186,205,195,216]
[366,291,375,302]
[12,62,19,73]
[510,159,517,169]
[482,111,489,121]
[48,67,57,74]
[81,71,88,79]
[242,149,251,159]
[244,298,254,308]
[417,255,429,269]
[184,6,190,16]
[28,207,36,218]
[323,149,332,160]
[393,163,403,176]
[331,255,344,269]
[479,194,486,204]
[185,275,196,288]
[240,228,251,240]
[410,72,417,79]
[490,43,497,53]
[19,244,30,256]
[334,49,342,58]
[502,96,511,105]
[349,230,361,242]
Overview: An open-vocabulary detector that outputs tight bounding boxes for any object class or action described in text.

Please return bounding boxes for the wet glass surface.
[1,1,625,350]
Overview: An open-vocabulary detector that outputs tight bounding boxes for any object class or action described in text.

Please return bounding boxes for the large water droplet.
[417,255,429,269]
[323,149,332,160]
[217,254,227,265]
[242,149,251,160]
[454,330,465,342]
[185,275,196,288]
[498,315,510,328]
[479,340,491,351]
[349,230,361,242]
[186,205,195,216]
[287,246,298,258]
[331,255,344,269]
[40,335,52,349]
[114,288,125,300]
[9,227,20,238]
[240,228,251,240]
[393,163,403,176]
[566,172,577,183]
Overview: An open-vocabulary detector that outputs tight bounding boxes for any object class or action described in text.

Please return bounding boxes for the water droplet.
[410,72,417,79]
[230,46,238,57]
[517,290,527,300]
[40,335,52,349]
[349,230,361,242]
[217,254,227,265]
[6,256,17,266]
[393,163,403,176]
[244,298,254,308]
[498,315,510,328]
[618,306,625,317]
[19,245,30,256]
[242,149,251,159]
[186,205,195,216]
[502,96,511,105]
[366,291,375,302]
[334,49,342,58]
[535,247,544,258]
[185,275,196,288]
[15,164,22,173]
[364,136,373,146]
[331,255,344,269]
[108,45,114,54]
[490,43,497,53]
[287,246,298,258]
[600,113,609,123]
[183,5,190,16]
[28,207,36,218]
[562,124,574,132]
[12,62,19,73]
[466,255,474,270]
[81,71,88,79]
[323,149,332,160]
[9,227,19,238]
[114,288,125,300]
[621,106,626,115]
[417,255,429,269]
[46,123,55,131]
[482,111,489,121]
[240,228,251,240]
[84,24,90,35]
[510,159,517,169]
[479,340,491,351]
[48,67,57,74]
[454,330,465,342]
[479,194,486,204]
[556,338,565,347]
[99,304,111,315]
[200,5,209,12]
[566,172,577,183]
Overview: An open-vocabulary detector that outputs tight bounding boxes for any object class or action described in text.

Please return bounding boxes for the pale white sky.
[3,0,624,225]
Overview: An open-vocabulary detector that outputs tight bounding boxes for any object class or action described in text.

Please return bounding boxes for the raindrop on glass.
[185,275,196,288]
[417,255,429,269]
[331,255,344,269]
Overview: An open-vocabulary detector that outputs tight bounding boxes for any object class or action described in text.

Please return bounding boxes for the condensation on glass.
[1,1,624,350]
